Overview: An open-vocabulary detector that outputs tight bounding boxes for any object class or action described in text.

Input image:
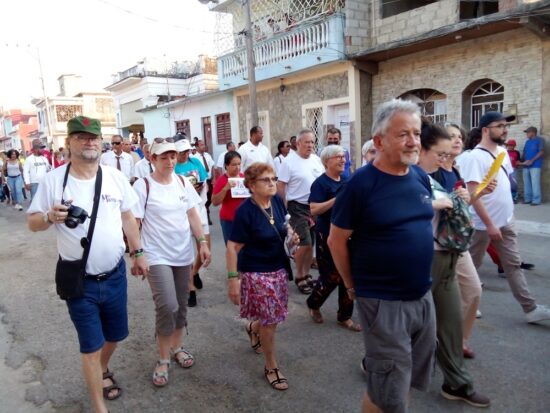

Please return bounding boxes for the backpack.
[430,177,475,253]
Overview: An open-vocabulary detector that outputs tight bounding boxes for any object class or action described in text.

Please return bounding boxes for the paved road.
[1,201,549,413]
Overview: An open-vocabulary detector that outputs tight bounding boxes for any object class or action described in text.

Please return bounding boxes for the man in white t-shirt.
[277,128,324,294]
[238,126,275,171]
[26,115,148,413]
[460,111,550,324]
[23,138,51,200]
[134,144,154,179]
[100,135,135,183]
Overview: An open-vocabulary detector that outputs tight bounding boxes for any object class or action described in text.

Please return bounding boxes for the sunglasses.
[153,137,175,143]
[111,141,122,145]
[256,177,278,184]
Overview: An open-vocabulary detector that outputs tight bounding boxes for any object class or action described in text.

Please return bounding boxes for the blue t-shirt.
[308,173,347,236]
[343,149,351,179]
[524,136,544,168]
[430,167,461,193]
[230,195,288,273]
[175,158,207,183]
[331,164,434,301]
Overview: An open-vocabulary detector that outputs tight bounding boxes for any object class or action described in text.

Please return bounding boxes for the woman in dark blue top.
[226,162,297,391]
[306,145,360,332]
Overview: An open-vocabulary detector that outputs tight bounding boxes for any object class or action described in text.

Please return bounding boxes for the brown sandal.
[264,367,288,391]
[338,320,362,332]
[102,369,122,400]
[295,276,312,294]
[245,322,262,354]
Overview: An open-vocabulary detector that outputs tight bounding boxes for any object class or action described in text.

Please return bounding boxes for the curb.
[516,220,550,237]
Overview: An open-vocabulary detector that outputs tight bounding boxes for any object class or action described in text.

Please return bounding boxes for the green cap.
[67,116,102,136]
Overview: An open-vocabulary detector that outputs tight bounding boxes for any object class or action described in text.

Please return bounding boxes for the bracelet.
[134,252,144,258]
[130,248,144,257]
[199,240,208,244]
[346,287,355,293]
[196,236,206,243]
[227,271,239,279]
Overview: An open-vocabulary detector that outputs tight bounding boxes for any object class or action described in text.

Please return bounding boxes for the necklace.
[251,198,274,225]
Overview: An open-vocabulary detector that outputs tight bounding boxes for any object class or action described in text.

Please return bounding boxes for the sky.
[0,0,229,109]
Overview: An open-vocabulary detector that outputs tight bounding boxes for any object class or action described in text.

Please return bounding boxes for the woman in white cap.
[132,137,211,387]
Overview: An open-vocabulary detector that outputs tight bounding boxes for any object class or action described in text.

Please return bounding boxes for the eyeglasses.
[75,134,101,143]
[434,152,451,159]
[153,137,175,143]
[367,149,376,154]
[486,124,510,130]
[111,141,122,145]
[329,155,346,160]
[256,176,278,184]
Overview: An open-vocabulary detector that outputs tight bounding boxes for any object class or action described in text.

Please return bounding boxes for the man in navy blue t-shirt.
[329,99,436,413]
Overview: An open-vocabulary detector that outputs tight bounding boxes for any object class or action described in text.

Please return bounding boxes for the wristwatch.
[43,212,53,224]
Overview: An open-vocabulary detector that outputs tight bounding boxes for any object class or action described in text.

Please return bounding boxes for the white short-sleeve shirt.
[277,151,324,204]
[238,140,275,171]
[459,145,514,230]
[100,151,135,181]
[133,174,202,266]
[27,164,137,274]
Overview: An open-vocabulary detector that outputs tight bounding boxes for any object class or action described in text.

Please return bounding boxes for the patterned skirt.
[240,268,289,326]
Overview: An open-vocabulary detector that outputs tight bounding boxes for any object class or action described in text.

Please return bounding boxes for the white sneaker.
[526,305,550,324]
[476,310,482,319]
[15,204,23,211]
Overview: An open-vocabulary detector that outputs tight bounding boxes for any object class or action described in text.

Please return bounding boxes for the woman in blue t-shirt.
[306,145,361,332]
[226,162,297,391]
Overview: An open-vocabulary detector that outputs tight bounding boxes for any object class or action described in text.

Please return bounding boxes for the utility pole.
[36,48,53,152]
[243,0,258,127]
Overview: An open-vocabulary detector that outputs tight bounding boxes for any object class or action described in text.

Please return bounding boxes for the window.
[305,107,323,152]
[399,89,447,123]
[175,119,190,137]
[470,81,504,128]
[56,105,83,122]
[216,113,232,145]
[381,0,437,19]
[460,1,498,20]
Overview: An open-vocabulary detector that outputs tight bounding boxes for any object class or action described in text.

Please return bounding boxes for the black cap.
[479,111,516,129]
[523,126,537,134]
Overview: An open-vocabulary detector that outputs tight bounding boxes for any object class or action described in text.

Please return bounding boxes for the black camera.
[64,202,89,229]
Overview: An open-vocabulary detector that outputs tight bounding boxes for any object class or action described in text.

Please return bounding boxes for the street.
[1,202,549,413]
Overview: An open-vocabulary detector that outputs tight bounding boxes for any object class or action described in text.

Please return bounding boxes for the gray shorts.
[147,264,191,336]
[356,291,436,413]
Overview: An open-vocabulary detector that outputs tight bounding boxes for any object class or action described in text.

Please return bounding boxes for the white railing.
[220,18,333,79]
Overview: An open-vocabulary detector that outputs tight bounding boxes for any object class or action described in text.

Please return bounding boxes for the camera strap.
[61,163,103,264]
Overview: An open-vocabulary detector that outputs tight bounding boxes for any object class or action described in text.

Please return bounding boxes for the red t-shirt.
[213,173,245,221]
[507,149,520,169]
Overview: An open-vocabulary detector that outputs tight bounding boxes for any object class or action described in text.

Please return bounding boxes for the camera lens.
[65,218,78,229]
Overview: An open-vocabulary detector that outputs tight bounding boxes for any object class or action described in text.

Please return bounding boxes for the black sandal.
[264,366,288,391]
[295,276,312,294]
[245,322,262,354]
[102,369,122,400]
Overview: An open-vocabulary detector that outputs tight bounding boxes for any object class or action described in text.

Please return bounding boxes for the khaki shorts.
[356,291,436,413]
[287,200,315,247]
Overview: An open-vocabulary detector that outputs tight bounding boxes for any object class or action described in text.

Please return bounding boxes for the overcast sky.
[0,0,227,108]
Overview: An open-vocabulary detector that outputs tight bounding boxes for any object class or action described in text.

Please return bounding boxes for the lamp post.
[34,47,54,153]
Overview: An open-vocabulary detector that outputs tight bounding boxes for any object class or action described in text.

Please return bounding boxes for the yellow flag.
[474,151,506,196]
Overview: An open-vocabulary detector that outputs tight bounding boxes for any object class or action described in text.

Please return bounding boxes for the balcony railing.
[218,13,345,89]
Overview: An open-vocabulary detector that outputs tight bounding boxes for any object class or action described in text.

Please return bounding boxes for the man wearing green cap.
[26,115,149,413]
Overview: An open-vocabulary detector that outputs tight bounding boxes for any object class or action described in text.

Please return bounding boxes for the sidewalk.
[514,202,550,237]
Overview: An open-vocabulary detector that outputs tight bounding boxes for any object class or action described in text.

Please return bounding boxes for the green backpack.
[430,178,475,253]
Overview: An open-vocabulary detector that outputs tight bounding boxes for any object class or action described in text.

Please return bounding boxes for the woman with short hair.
[132,138,211,387]
[307,145,360,331]
[226,162,297,391]
[212,151,245,244]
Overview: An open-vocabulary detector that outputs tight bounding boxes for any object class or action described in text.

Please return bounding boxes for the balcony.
[218,13,345,90]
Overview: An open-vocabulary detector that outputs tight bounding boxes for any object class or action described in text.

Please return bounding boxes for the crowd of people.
[18,100,547,413]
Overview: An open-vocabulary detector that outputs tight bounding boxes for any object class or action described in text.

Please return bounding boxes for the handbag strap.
[61,163,103,264]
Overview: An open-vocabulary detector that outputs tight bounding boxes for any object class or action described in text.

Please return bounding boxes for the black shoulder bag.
[54,164,102,300]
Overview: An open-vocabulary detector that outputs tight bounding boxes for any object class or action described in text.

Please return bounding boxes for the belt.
[85,258,123,281]
[8,175,20,178]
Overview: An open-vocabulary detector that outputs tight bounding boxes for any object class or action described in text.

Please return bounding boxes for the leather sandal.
[102,369,122,400]
[295,276,312,294]
[152,360,170,387]
[172,346,195,368]
[264,366,288,391]
[338,320,362,332]
[245,322,262,354]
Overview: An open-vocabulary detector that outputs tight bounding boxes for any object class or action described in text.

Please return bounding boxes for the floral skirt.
[240,268,289,326]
